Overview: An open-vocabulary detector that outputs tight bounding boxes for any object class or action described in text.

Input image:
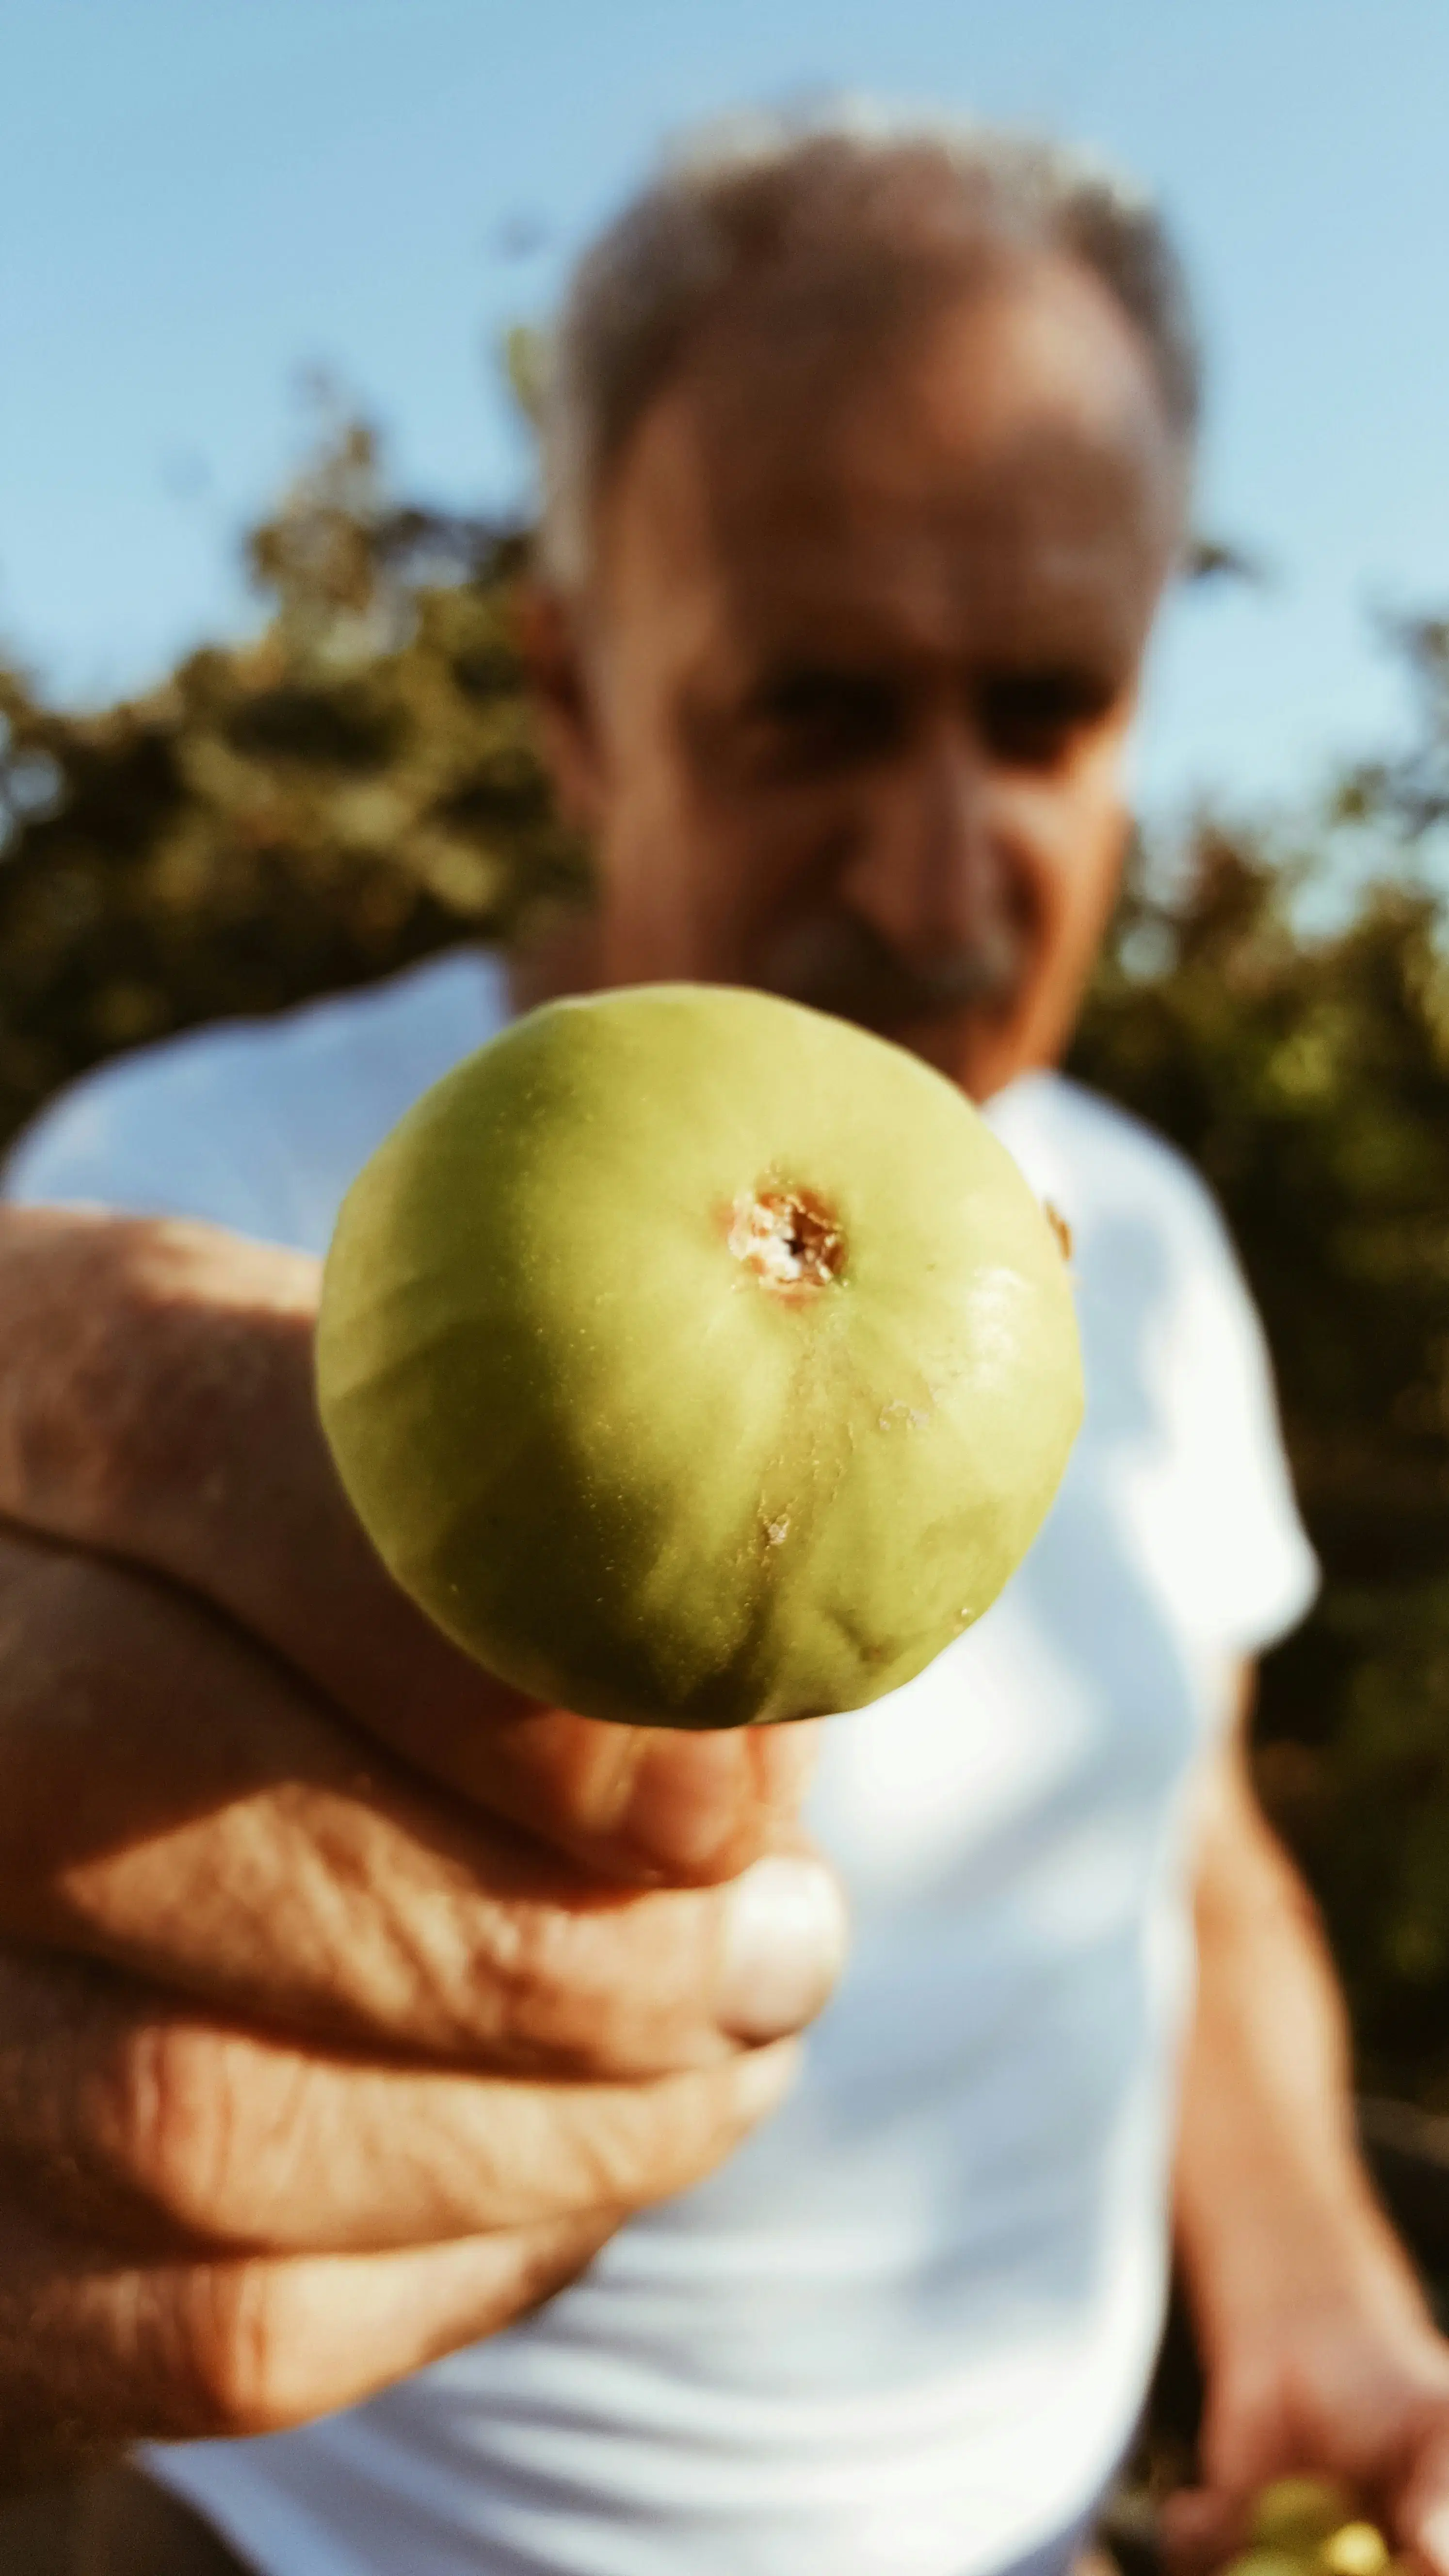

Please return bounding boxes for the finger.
[1159,2484,1250,2576]
[0,2210,619,2465]
[1393,2426,1449,2574]
[1159,2357,1302,2576]
[0,1207,822,1883]
[0,1537,846,2072]
[0,1952,800,2256]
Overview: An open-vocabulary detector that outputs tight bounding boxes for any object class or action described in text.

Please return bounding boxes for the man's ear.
[515,581,607,832]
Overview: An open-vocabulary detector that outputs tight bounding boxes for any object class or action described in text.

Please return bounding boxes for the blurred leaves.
[0,419,586,1145]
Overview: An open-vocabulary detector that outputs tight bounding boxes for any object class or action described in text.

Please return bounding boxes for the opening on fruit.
[729,1186,844,1290]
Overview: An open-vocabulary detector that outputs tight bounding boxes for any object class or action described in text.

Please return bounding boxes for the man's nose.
[835,729,1013,975]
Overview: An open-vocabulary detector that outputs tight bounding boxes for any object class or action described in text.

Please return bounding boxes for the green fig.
[317,983,1083,1729]
[1320,2525,1389,2576]
[1249,2482,1356,2556]
[1222,2549,1312,2576]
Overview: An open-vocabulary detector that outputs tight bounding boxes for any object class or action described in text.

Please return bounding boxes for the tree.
[0,419,584,1152]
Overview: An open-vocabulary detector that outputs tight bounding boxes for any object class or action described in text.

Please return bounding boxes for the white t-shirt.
[4,951,1318,2576]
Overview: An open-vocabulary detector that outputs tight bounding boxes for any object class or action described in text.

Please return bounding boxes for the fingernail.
[718,1855,849,2041]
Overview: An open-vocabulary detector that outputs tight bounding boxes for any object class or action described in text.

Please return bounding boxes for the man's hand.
[0,1208,845,2476]
[1164,2243,1449,2573]
[1165,1691,1449,2575]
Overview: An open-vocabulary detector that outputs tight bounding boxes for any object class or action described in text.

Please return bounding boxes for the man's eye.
[747,671,905,767]
[977,670,1117,769]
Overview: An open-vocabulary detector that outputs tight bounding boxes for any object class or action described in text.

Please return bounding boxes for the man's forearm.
[1161,1700,1449,2565]
[1175,1722,1426,2359]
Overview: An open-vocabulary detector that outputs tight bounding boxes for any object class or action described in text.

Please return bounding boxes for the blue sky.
[2,0,1447,819]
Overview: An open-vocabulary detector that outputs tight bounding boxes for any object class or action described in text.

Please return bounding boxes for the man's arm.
[1167,1671,1449,2570]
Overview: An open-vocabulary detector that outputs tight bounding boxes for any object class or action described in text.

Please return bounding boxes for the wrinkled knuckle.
[485,1905,628,2069]
[486,1901,702,2077]
[563,2084,708,2217]
[103,2022,259,2238]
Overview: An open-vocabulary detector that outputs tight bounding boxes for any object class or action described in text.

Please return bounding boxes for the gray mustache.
[757,909,1024,1028]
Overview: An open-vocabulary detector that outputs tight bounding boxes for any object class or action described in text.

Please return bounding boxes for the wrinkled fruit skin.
[316,984,1083,1729]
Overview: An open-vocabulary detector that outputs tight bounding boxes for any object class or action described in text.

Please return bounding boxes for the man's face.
[532,251,1184,1100]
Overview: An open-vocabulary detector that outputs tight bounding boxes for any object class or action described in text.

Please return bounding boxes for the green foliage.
[0,421,585,1151]
[1072,651,1449,2100]
[6,422,1449,2098]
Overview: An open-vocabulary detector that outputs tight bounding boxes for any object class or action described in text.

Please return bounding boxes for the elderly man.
[3,111,1449,2576]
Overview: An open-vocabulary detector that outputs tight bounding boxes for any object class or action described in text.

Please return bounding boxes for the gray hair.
[538,104,1201,592]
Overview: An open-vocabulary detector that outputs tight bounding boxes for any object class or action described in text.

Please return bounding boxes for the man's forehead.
[712,438,1167,664]
[596,256,1181,676]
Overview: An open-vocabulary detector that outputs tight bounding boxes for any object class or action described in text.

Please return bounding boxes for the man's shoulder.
[984,1069,1229,1262]
[4,949,506,1247]
[123,945,501,1105]
[996,1078,1317,1654]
